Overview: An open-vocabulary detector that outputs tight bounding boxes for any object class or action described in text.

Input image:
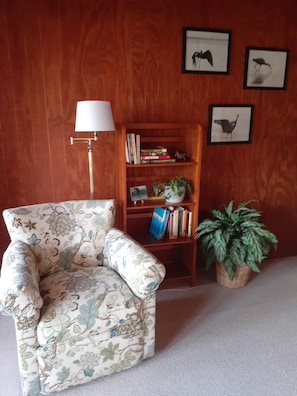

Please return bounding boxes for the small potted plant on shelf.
[152,176,192,204]
[195,200,278,288]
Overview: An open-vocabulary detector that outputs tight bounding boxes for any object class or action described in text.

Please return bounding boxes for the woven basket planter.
[216,262,251,288]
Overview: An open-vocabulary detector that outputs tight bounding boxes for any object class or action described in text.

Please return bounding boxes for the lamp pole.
[70,133,97,199]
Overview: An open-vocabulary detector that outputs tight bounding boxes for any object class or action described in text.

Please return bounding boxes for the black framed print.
[243,47,289,89]
[208,105,254,145]
[182,27,231,74]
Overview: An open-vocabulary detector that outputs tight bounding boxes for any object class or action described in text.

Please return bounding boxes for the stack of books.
[149,206,192,240]
[126,133,176,164]
[140,147,176,164]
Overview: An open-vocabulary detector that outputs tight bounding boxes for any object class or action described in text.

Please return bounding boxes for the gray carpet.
[1,256,297,396]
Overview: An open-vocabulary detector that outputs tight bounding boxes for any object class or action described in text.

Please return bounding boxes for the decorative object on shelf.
[243,47,289,90]
[152,176,192,204]
[130,185,148,202]
[195,200,278,288]
[208,104,254,145]
[174,151,188,161]
[70,100,115,199]
[182,27,231,75]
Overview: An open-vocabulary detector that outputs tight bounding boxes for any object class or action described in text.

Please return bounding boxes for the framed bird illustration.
[182,27,231,74]
[243,47,289,90]
[208,104,254,145]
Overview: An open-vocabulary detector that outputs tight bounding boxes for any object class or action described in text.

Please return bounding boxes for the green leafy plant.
[195,200,278,281]
[152,176,191,202]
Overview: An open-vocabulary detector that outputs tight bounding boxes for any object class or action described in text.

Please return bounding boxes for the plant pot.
[164,186,185,204]
[216,262,251,288]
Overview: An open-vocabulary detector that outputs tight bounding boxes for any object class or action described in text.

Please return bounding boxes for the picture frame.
[182,27,231,74]
[208,104,254,145]
[130,185,148,201]
[243,47,289,90]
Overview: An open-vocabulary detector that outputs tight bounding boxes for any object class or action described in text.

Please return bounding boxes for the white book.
[187,211,192,237]
[171,209,179,239]
[127,133,136,164]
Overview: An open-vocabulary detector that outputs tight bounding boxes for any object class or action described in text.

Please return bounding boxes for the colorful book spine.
[126,133,134,163]
[141,146,167,154]
[166,207,192,238]
[125,139,130,163]
[140,154,171,160]
[140,158,176,164]
[136,134,141,164]
[149,207,169,240]
[170,209,179,239]
[176,206,185,237]
[181,208,188,237]
[187,211,192,237]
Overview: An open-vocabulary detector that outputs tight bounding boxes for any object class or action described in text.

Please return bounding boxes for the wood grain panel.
[0,0,296,262]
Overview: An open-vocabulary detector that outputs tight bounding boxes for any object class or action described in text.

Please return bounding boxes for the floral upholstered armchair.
[0,200,165,395]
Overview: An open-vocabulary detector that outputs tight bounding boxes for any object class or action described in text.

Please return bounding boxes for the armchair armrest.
[0,240,43,320]
[104,228,166,298]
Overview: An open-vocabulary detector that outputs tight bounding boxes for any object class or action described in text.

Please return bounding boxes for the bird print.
[214,114,239,140]
[252,57,272,72]
[192,50,213,69]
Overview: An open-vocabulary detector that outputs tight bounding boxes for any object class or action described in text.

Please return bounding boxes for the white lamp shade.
[75,100,115,132]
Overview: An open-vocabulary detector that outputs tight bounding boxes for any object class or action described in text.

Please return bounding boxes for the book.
[140,154,171,160]
[175,206,185,237]
[125,139,130,163]
[126,134,133,163]
[166,208,173,239]
[136,134,141,164]
[187,211,192,237]
[140,158,176,164]
[181,208,188,237]
[127,133,137,164]
[169,208,179,239]
[149,207,169,240]
[140,146,167,154]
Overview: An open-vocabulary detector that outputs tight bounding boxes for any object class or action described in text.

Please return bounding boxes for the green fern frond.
[211,209,227,221]
[237,199,254,208]
[223,257,237,281]
[196,219,220,234]
[224,200,234,216]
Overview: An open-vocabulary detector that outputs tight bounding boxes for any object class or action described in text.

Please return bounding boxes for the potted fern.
[152,176,191,204]
[195,200,278,288]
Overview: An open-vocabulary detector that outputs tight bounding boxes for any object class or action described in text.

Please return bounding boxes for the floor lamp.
[70,100,115,199]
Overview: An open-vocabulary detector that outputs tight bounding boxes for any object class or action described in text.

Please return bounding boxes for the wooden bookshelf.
[116,123,202,286]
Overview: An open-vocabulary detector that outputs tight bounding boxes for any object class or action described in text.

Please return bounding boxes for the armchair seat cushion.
[36,265,146,392]
[38,266,142,345]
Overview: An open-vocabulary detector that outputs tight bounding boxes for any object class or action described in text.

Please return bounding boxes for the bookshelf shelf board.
[126,199,196,212]
[131,233,195,247]
[126,161,198,168]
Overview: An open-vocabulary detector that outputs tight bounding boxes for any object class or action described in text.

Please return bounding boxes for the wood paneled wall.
[0,0,296,261]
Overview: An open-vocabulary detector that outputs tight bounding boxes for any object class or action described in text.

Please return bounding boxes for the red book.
[140,154,171,160]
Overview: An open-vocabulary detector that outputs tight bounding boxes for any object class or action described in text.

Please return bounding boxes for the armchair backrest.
[3,199,116,278]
